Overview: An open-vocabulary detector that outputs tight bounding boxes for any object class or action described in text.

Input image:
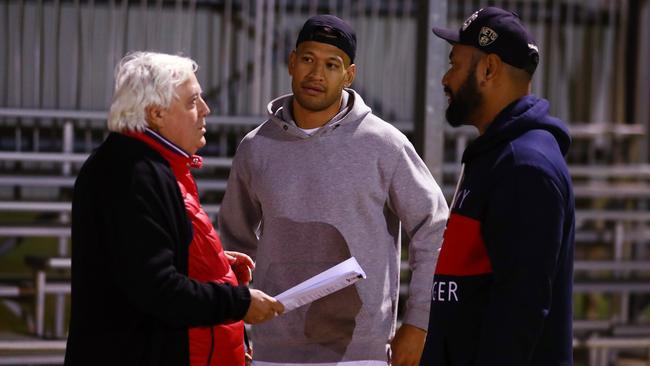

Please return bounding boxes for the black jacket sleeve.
[475,165,567,365]
[104,159,250,327]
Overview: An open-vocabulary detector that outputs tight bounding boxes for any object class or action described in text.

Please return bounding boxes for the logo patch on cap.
[462,8,482,31]
[478,27,498,46]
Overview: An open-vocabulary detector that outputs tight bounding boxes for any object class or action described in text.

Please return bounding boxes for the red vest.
[131,130,245,366]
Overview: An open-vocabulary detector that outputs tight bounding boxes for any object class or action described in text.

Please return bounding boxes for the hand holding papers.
[275,257,367,312]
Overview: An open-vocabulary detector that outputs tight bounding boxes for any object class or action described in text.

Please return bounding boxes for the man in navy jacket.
[420,7,575,366]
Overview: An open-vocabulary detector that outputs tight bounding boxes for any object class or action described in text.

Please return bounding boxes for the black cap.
[296,14,357,63]
[432,7,539,74]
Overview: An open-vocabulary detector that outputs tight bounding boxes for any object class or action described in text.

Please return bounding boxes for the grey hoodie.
[219,89,448,363]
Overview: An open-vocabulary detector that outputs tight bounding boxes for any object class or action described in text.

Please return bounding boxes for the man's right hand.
[243,289,285,324]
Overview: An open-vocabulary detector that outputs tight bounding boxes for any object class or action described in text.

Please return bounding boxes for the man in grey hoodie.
[219,14,449,366]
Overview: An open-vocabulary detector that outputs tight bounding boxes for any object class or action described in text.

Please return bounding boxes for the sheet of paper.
[275,257,367,312]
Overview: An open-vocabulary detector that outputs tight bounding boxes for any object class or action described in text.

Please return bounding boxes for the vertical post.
[140,0,148,49]
[62,120,73,176]
[73,0,81,109]
[59,118,74,338]
[12,0,24,107]
[54,0,61,108]
[1,1,8,106]
[85,0,96,109]
[55,275,66,337]
[174,0,183,52]
[252,0,264,114]
[34,0,43,107]
[220,0,232,114]
[237,0,250,114]
[34,269,46,337]
[262,0,275,108]
[414,0,446,182]
[637,0,650,162]
[614,221,629,323]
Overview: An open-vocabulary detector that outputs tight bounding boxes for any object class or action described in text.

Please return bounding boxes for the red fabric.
[130,132,245,366]
[435,213,492,276]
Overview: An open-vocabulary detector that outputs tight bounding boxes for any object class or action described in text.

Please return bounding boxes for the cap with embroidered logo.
[296,14,357,64]
[432,7,539,75]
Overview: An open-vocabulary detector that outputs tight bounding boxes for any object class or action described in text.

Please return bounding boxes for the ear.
[483,53,502,82]
[145,105,166,131]
[288,50,297,76]
[344,63,356,88]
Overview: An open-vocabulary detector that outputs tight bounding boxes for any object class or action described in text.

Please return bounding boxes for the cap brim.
[432,27,459,44]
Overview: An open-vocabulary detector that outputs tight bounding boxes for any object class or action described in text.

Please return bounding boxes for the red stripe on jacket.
[435,213,492,276]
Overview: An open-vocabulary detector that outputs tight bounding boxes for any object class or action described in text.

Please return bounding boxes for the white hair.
[107,51,198,132]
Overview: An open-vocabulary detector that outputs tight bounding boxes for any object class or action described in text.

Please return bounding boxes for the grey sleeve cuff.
[402,306,430,331]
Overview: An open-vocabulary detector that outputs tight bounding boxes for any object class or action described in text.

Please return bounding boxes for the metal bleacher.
[2,0,650,365]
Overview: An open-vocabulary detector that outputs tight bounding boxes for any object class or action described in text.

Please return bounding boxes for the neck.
[292,96,343,129]
[475,86,530,135]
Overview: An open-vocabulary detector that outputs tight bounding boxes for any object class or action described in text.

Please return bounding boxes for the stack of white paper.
[275,257,367,312]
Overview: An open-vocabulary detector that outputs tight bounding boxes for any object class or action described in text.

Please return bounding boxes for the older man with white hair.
[65,51,283,366]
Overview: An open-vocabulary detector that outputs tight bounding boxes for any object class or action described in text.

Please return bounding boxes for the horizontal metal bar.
[576,210,650,221]
[573,282,650,293]
[573,320,612,331]
[48,258,70,269]
[574,261,650,271]
[0,202,71,212]
[0,175,228,191]
[0,152,233,168]
[569,164,650,178]
[573,184,650,198]
[580,337,650,348]
[43,283,70,294]
[613,325,650,337]
[0,227,70,237]
[0,152,88,163]
[196,180,227,191]
[203,204,219,214]
[0,176,75,187]
[0,108,107,120]
[0,286,23,297]
[200,156,233,168]
[569,123,646,136]
[0,201,220,215]
[0,107,265,126]
[25,257,71,269]
[0,355,65,365]
[0,340,66,351]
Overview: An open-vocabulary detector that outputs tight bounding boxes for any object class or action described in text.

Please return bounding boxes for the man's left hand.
[224,251,254,285]
[390,324,426,366]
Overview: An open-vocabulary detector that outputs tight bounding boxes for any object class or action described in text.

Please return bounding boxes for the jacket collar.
[461,95,571,163]
[127,128,203,169]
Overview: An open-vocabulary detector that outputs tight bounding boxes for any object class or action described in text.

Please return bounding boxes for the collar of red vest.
[125,128,203,169]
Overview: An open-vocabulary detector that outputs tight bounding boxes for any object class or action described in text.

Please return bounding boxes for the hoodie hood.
[265,88,372,139]
[462,95,571,163]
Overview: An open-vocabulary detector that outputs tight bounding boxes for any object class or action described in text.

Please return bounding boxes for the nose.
[198,97,211,117]
[442,70,450,87]
[307,61,325,81]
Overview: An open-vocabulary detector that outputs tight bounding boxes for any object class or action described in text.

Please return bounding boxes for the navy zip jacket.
[420,95,575,366]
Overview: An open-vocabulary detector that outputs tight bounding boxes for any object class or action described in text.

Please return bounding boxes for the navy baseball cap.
[296,14,357,63]
[432,7,539,75]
